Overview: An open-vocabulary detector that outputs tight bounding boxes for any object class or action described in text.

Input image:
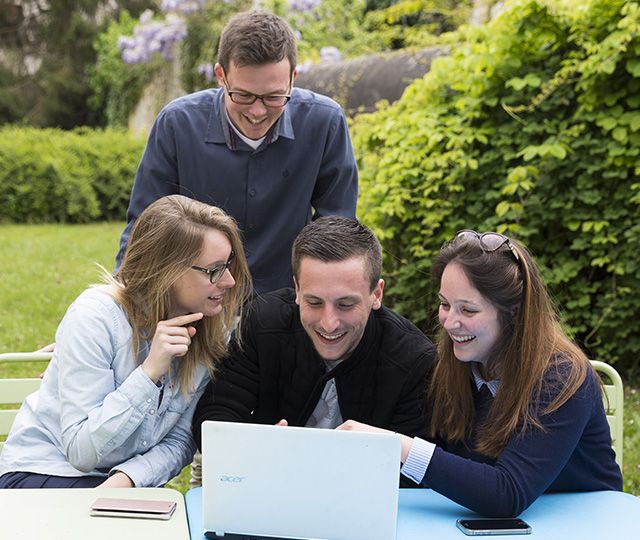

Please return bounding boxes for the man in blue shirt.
[116,10,358,294]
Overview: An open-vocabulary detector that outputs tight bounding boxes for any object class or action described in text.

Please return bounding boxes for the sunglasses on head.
[455,229,520,262]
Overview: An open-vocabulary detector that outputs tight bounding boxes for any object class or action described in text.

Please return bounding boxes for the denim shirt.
[116,87,358,294]
[0,286,210,487]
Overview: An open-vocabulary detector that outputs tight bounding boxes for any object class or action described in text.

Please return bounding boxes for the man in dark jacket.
[192,216,435,450]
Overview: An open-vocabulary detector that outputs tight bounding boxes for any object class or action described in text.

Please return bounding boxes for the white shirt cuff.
[400,437,436,484]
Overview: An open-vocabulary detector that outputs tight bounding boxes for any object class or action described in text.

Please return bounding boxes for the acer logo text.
[220,475,245,483]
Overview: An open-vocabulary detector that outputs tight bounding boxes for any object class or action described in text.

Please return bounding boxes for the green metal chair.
[0,352,53,452]
[590,360,624,468]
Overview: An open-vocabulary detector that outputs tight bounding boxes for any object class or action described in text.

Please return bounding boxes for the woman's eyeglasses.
[191,251,235,284]
[455,230,520,262]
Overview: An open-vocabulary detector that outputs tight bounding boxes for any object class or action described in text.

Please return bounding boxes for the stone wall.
[295,46,449,116]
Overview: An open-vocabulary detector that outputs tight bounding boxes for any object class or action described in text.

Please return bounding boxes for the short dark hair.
[218,10,297,75]
[292,217,382,291]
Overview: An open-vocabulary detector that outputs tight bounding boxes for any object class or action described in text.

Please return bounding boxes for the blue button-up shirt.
[117,88,358,294]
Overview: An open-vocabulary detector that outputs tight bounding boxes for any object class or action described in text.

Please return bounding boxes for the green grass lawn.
[0,223,124,351]
[1,223,638,496]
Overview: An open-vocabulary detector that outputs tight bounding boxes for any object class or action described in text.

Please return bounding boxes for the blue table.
[186,487,638,539]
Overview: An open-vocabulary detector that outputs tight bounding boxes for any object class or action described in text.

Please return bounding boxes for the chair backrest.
[590,360,623,468]
[0,352,53,452]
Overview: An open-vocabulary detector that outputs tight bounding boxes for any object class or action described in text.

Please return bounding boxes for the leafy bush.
[179,0,252,92]
[0,127,144,223]
[353,0,640,371]
[363,0,472,50]
[275,0,469,61]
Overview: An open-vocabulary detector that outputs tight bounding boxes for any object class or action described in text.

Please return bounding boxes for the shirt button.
[146,398,152,403]
[142,441,147,447]
[248,223,254,230]
[150,409,155,415]
[249,189,256,197]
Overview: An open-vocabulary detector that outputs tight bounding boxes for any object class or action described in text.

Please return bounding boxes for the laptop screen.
[201,421,401,540]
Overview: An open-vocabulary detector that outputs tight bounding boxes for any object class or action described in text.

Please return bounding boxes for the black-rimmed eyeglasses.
[455,230,520,262]
[191,251,235,284]
[222,78,291,108]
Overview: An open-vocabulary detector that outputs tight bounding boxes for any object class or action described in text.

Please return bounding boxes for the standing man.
[192,217,435,448]
[116,10,358,294]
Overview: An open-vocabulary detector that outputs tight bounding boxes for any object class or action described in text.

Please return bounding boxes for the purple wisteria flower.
[118,10,187,64]
[289,0,321,13]
[161,0,205,15]
[320,46,342,64]
[197,62,215,82]
[296,60,313,74]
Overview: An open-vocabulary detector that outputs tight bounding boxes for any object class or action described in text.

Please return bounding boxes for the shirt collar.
[274,95,294,140]
[205,88,295,149]
[470,362,500,397]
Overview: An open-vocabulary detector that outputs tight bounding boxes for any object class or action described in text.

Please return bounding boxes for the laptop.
[201,421,401,540]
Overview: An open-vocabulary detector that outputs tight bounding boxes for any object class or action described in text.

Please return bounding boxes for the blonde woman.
[0,195,251,488]
[339,231,622,516]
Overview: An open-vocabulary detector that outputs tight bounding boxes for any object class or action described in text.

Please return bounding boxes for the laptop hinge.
[205,532,309,540]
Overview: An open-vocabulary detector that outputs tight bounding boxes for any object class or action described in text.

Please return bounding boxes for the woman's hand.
[37,343,55,353]
[337,420,392,435]
[142,312,203,383]
[98,471,134,488]
[336,420,414,463]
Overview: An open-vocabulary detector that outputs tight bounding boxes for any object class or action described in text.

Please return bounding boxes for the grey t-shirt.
[305,360,343,429]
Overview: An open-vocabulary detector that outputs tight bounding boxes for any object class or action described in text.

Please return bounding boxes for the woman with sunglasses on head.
[339,230,622,516]
[0,195,251,489]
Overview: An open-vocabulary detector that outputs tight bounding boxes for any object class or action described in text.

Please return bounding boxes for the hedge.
[0,127,144,223]
[352,0,640,371]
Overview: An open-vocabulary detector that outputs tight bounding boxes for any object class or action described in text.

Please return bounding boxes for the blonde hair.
[104,195,251,393]
[428,235,591,458]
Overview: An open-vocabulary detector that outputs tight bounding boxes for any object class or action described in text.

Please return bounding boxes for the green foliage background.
[3,0,639,375]
[179,0,254,92]
[0,127,143,223]
[352,0,640,371]
[0,1,154,128]
[87,0,470,122]
[88,11,161,127]
[270,0,469,61]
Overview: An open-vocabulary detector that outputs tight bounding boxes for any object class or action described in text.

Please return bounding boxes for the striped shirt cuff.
[400,437,436,484]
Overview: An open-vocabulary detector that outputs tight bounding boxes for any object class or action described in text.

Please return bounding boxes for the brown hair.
[292,216,382,292]
[428,234,591,458]
[218,10,297,75]
[105,195,252,393]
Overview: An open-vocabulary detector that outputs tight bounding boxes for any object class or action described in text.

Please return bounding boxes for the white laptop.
[201,421,401,540]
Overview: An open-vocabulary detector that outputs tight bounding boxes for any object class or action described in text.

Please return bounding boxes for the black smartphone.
[456,518,532,536]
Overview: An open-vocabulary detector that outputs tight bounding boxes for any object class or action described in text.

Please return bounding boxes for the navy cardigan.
[421,367,623,517]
